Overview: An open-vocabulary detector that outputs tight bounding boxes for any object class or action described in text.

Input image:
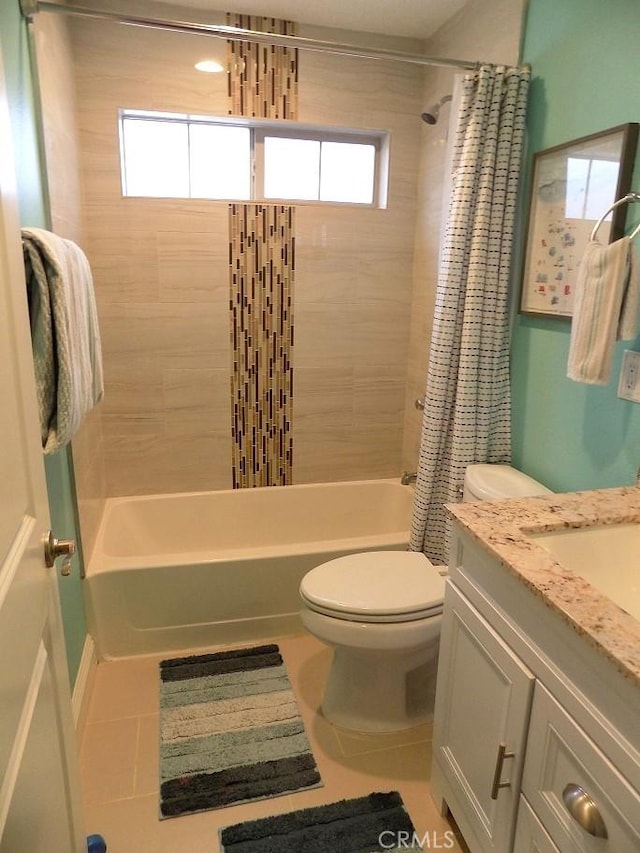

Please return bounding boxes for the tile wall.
[227,19,297,487]
[36,0,526,517]
[73,20,233,496]
[295,40,421,484]
[69,14,424,495]
[34,13,106,561]
[229,204,295,487]
[227,14,298,119]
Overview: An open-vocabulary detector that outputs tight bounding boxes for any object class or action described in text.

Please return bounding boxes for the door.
[432,582,535,853]
[0,50,85,852]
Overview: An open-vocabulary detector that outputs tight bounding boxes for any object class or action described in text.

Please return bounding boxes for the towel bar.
[590,191,640,242]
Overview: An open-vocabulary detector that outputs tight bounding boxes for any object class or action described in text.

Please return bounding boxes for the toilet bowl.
[300,551,445,732]
[299,463,551,733]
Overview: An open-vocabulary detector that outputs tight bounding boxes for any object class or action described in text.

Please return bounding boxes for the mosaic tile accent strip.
[229,204,295,488]
[227,14,298,488]
[226,15,298,120]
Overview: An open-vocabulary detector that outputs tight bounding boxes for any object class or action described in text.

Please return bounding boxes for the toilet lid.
[300,551,445,623]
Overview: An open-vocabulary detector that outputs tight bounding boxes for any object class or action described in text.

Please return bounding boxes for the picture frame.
[519,123,639,318]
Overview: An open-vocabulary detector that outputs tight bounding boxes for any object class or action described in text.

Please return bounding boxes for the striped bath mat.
[219,791,424,852]
[159,644,322,818]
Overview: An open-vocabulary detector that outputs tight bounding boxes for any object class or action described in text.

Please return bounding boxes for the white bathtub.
[85,479,413,658]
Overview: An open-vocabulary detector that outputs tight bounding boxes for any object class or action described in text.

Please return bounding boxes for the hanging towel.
[567,236,639,385]
[22,227,104,454]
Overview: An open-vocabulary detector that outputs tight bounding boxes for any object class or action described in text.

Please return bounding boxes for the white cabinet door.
[432,583,535,853]
[0,51,85,852]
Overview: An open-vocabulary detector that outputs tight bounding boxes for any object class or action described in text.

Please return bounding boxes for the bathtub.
[85,479,413,658]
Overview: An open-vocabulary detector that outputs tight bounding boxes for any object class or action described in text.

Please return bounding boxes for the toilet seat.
[300,551,445,623]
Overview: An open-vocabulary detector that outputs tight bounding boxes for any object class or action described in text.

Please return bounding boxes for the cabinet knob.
[562,783,608,839]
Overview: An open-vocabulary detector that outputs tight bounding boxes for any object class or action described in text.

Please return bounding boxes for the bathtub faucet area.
[401,471,417,485]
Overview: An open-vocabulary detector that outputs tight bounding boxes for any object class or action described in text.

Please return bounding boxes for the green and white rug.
[159,644,322,819]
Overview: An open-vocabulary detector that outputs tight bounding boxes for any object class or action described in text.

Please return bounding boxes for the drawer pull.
[490,743,514,800]
[562,784,608,839]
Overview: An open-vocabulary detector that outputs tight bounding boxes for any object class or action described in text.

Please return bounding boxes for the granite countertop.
[447,485,640,688]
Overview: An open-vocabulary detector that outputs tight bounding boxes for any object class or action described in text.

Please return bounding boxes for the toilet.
[299,463,551,733]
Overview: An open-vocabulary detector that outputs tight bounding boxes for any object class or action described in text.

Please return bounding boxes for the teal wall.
[512,0,640,491]
[44,451,87,685]
[1,0,87,686]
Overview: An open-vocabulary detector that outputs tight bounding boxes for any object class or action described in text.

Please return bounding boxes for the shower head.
[421,94,452,125]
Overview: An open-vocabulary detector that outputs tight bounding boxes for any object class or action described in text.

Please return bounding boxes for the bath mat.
[219,791,424,852]
[159,643,321,819]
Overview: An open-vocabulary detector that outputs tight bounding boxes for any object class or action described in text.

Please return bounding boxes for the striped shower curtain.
[410,64,530,564]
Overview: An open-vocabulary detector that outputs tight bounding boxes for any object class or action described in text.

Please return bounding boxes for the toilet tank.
[463,463,552,502]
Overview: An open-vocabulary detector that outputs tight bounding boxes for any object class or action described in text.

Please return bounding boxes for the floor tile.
[80,717,139,805]
[335,720,434,758]
[79,633,466,852]
[134,713,160,797]
[86,655,161,722]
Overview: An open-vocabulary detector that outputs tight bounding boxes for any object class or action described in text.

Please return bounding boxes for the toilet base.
[321,643,439,733]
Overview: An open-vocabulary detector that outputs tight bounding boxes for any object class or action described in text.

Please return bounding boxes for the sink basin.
[532,523,640,621]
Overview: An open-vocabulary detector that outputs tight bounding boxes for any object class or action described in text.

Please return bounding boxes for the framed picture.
[519,123,639,318]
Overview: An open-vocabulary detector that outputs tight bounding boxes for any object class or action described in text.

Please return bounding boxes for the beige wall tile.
[294,303,355,369]
[354,299,411,368]
[68,12,430,495]
[157,232,228,303]
[294,367,354,422]
[293,430,358,484]
[354,365,406,425]
[90,230,159,304]
[163,368,230,436]
[47,0,525,499]
[295,41,421,483]
[294,247,358,305]
[35,13,108,559]
[104,433,232,496]
[98,302,228,368]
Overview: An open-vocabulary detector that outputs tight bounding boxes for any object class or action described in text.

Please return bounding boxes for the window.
[262,135,377,204]
[119,110,387,206]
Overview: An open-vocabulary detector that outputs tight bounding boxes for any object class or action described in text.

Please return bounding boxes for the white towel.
[567,236,639,385]
[22,227,104,454]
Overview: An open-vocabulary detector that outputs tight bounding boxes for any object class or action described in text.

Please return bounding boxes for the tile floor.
[79,632,467,852]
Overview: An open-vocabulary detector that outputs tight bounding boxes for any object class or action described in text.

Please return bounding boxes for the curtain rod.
[20,0,482,71]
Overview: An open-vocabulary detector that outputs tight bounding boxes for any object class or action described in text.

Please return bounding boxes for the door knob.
[43,530,76,576]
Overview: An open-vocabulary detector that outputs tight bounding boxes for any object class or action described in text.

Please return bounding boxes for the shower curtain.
[410,63,531,565]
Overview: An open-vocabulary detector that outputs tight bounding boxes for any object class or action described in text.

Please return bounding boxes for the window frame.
[118,109,389,208]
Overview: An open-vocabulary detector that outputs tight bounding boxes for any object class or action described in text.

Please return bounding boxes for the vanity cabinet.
[433,585,534,853]
[431,529,640,853]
